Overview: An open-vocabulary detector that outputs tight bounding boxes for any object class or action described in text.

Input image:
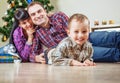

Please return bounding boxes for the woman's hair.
[9,8,30,44]
[68,13,90,29]
[14,8,30,21]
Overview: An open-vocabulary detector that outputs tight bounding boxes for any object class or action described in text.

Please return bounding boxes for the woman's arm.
[13,27,33,62]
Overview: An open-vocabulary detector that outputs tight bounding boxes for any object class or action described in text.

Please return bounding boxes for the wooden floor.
[0,62,120,83]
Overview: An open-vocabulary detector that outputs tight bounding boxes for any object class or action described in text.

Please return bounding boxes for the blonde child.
[45,13,96,66]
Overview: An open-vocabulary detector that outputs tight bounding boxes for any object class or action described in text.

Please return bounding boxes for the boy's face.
[68,19,90,45]
[28,4,48,26]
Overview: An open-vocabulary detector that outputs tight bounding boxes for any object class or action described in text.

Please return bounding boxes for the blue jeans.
[89,31,120,48]
[92,46,120,62]
[89,31,120,62]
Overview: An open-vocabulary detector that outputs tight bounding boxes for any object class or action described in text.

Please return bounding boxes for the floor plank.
[0,63,120,83]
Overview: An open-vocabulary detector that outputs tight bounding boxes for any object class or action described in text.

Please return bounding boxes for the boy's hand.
[71,60,88,66]
[84,59,96,66]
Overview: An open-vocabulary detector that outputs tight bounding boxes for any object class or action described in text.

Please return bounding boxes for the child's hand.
[71,60,88,66]
[84,59,96,66]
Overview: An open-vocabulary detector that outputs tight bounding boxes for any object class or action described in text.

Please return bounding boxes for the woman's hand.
[26,28,35,43]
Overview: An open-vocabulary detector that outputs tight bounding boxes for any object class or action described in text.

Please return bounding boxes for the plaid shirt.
[13,27,32,62]
[30,12,69,62]
[49,37,93,66]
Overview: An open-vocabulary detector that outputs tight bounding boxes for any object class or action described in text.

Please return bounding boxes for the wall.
[0,0,7,27]
[50,0,120,27]
[0,0,120,45]
[0,0,120,27]
[0,0,8,46]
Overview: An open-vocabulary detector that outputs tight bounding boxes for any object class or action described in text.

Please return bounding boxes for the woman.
[9,8,35,62]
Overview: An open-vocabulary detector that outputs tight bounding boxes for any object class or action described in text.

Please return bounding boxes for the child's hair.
[68,13,90,29]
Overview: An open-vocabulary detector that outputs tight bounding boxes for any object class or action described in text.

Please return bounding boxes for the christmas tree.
[0,0,54,42]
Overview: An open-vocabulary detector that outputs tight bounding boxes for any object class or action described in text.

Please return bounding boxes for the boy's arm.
[51,41,73,66]
[83,42,96,66]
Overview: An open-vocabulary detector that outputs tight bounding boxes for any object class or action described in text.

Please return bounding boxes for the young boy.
[45,13,96,66]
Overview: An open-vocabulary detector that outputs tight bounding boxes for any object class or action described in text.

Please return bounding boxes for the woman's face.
[19,18,34,30]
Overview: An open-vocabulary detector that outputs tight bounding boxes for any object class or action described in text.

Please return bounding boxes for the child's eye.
[74,31,79,33]
[82,31,87,33]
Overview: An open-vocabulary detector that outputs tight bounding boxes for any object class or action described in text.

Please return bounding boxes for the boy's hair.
[68,13,90,29]
[27,1,44,11]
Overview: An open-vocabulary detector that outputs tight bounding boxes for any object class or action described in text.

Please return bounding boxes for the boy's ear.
[66,29,70,35]
[88,26,90,32]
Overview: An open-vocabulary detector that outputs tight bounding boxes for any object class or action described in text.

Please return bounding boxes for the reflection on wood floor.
[0,62,120,83]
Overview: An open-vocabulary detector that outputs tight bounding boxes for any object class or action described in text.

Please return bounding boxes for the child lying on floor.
[44,13,96,66]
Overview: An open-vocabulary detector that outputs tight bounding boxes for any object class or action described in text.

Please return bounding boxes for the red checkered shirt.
[30,12,69,62]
